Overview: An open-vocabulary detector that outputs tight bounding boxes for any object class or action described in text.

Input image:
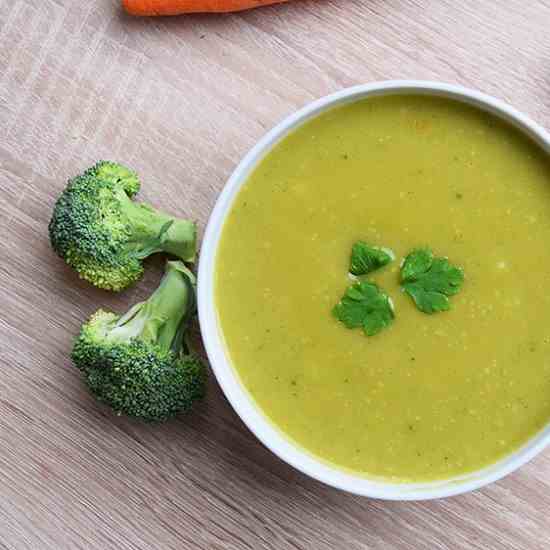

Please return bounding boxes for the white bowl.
[197,80,550,500]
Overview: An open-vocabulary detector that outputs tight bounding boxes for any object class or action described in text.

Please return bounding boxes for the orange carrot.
[122,0,291,15]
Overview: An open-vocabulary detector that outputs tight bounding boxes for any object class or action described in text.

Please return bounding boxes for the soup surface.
[215,94,550,481]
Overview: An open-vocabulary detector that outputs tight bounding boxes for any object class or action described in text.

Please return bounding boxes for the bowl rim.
[197,80,550,500]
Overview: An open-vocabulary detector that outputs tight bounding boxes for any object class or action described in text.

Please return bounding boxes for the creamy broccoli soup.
[215,94,550,481]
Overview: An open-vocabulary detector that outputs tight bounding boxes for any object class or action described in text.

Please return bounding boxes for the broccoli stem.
[118,189,196,262]
[109,261,196,352]
[161,218,197,261]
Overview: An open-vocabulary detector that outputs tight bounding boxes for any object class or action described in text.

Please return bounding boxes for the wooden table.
[2,1,550,548]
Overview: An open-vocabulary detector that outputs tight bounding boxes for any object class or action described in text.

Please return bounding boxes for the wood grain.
[1,1,550,548]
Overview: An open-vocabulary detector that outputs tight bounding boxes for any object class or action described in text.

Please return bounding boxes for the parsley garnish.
[349,241,394,276]
[333,281,395,336]
[401,248,464,314]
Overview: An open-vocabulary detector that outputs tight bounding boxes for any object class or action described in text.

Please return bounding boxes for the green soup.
[215,94,550,481]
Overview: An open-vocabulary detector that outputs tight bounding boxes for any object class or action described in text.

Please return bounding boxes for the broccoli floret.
[72,260,207,422]
[49,161,197,291]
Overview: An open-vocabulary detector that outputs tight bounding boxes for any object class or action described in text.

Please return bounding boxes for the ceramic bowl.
[197,80,550,500]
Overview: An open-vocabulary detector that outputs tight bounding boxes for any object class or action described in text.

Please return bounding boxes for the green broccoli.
[72,260,206,422]
[49,161,197,291]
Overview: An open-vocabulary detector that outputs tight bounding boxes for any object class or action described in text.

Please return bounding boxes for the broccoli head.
[49,161,197,291]
[72,260,207,422]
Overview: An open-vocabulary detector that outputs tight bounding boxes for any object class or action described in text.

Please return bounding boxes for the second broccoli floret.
[49,161,197,291]
[72,261,206,422]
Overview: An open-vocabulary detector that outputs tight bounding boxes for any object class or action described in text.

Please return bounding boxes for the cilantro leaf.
[349,241,394,276]
[333,281,395,336]
[401,247,433,281]
[401,248,464,314]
